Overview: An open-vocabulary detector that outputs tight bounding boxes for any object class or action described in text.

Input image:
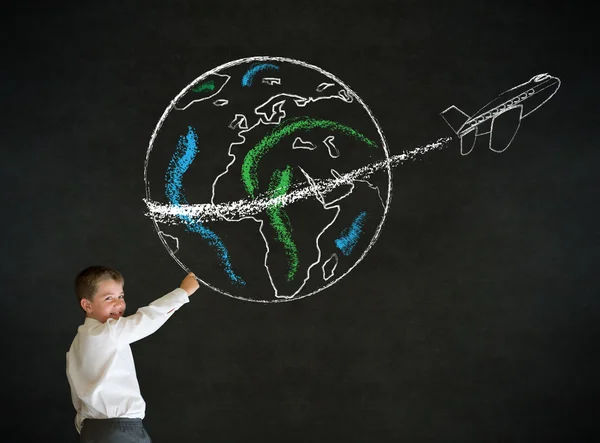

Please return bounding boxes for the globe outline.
[144,56,393,302]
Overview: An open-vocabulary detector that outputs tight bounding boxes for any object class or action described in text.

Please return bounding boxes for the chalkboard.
[2,1,598,442]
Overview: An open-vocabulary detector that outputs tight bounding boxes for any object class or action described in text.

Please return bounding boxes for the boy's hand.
[180,272,200,296]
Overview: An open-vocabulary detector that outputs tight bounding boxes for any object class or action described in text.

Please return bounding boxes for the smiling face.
[80,278,126,323]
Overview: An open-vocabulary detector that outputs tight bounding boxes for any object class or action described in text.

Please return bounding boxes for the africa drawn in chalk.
[143,57,560,303]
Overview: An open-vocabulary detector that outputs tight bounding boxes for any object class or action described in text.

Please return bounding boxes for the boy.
[66,265,200,442]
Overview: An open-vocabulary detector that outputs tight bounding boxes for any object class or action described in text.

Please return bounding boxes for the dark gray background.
[2,1,598,441]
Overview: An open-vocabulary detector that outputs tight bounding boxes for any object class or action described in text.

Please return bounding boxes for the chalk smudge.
[335,211,367,256]
[192,80,216,93]
[165,126,245,285]
[267,166,299,280]
[241,117,378,197]
[242,63,280,87]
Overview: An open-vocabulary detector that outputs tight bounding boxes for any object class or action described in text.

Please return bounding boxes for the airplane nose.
[532,73,551,82]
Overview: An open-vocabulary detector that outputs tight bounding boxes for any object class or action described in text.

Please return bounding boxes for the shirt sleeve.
[105,288,190,344]
[65,353,83,432]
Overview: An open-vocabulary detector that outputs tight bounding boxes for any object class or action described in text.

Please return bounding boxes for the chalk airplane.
[441,73,560,155]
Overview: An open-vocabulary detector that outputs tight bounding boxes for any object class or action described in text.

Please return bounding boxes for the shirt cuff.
[171,287,191,303]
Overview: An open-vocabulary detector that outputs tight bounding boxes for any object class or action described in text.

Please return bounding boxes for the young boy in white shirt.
[66,265,200,442]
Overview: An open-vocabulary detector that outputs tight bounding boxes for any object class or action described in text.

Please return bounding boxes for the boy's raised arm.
[106,272,200,344]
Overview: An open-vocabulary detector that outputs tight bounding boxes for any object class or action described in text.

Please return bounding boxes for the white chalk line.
[144,137,450,225]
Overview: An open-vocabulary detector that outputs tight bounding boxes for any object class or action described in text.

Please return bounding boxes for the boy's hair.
[75,266,124,302]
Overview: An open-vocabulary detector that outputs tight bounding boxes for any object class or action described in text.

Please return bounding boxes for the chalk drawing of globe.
[144,56,391,302]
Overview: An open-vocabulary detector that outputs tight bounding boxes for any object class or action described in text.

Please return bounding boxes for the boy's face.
[81,278,126,323]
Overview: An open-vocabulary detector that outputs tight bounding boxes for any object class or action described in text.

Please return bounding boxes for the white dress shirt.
[66,288,189,433]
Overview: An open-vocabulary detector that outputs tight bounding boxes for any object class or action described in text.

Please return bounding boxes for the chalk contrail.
[144,137,451,225]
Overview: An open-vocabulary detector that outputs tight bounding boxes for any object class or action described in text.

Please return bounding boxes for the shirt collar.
[83,316,102,326]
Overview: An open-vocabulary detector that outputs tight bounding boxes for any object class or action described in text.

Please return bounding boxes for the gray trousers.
[80,418,151,443]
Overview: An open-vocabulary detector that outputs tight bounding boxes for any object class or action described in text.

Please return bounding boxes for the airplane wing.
[489,106,523,153]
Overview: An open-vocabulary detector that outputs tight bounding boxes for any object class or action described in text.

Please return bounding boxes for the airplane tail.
[441,105,478,156]
[440,105,470,134]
